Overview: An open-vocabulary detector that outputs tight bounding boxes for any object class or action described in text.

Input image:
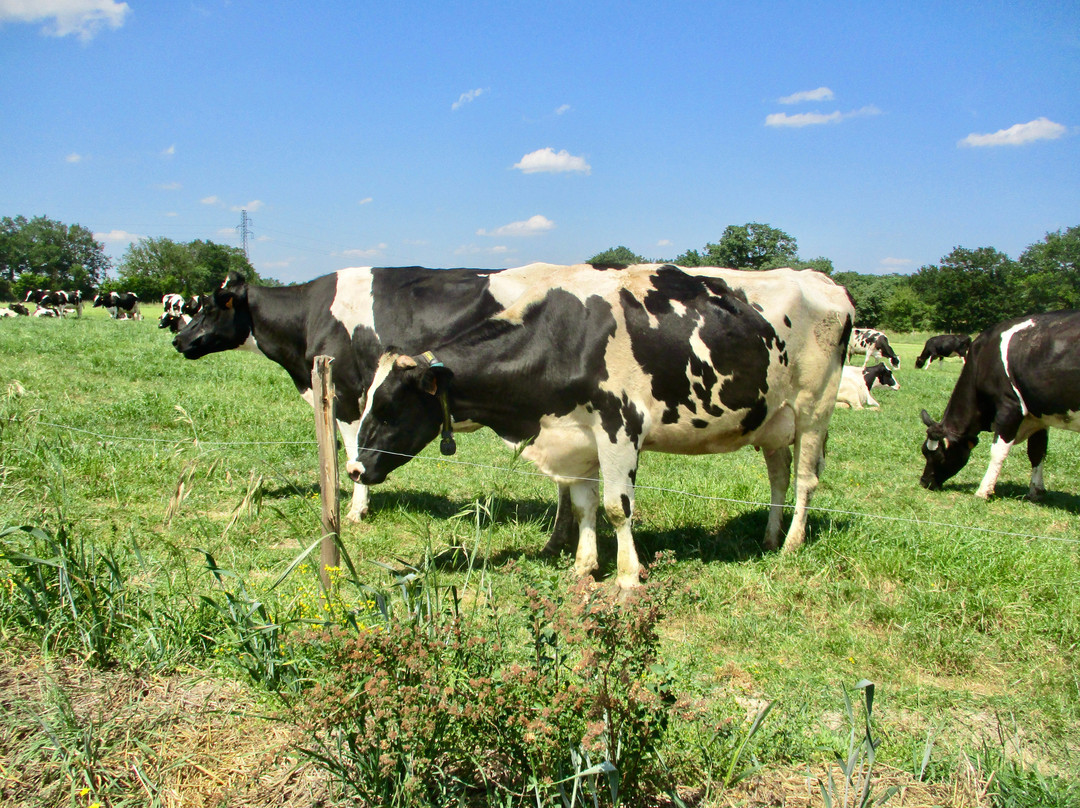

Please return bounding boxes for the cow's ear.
[419,365,453,397]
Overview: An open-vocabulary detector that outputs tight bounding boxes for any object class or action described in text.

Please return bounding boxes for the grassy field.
[0,307,1077,806]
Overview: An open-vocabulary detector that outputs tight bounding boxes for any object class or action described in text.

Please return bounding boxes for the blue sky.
[1,0,1077,284]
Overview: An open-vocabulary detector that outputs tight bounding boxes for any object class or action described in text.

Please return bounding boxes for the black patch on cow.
[784,315,792,328]
[620,494,632,518]
[692,418,708,429]
[620,268,775,434]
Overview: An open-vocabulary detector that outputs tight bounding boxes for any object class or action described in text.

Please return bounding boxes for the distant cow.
[159,296,203,332]
[350,264,853,590]
[920,310,1080,501]
[915,334,971,368]
[162,293,185,316]
[93,291,142,319]
[836,363,900,409]
[848,328,900,368]
[10,303,29,316]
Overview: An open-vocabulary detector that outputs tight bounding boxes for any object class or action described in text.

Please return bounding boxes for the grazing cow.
[920,310,1080,501]
[93,291,142,319]
[915,334,971,369]
[173,266,556,522]
[350,263,853,590]
[836,364,900,409]
[848,328,900,368]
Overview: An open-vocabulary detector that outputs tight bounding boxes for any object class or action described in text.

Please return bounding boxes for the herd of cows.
[6,264,1078,588]
[0,288,143,319]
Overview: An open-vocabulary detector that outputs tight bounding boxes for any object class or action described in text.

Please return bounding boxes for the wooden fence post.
[312,355,341,592]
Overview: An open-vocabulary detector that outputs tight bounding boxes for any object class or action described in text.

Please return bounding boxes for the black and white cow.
[350,264,853,590]
[836,363,900,409]
[172,266,555,522]
[159,295,203,332]
[848,327,899,368]
[915,334,971,369]
[162,293,185,316]
[93,291,142,319]
[920,310,1080,501]
[10,303,29,316]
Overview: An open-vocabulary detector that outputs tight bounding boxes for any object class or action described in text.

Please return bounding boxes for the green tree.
[1,215,109,297]
[115,237,261,299]
[834,272,907,329]
[911,246,1023,332]
[1018,226,1080,312]
[586,245,647,266]
[880,282,931,332]
[676,223,798,269]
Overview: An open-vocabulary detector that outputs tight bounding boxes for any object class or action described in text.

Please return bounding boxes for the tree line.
[5,214,1077,335]
[0,215,273,302]
[589,222,1080,334]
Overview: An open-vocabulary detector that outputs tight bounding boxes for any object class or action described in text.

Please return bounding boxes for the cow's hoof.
[1026,488,1045,503]
[345,508,367,524]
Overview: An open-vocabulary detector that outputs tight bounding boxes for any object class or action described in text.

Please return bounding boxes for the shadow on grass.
[929,480,1080,514]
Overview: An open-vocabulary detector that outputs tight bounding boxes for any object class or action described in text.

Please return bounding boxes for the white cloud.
[959,117,1066,147]
[161,144,175,157]
[358,197,373,205]
[0,0,131,41]
[779,87,835,105]
[657,239,673,248]
[65,152,82,163]
[342,244,388,258]
[555,104,571,116]
[765,106,880,128]
[880,257,913,269]
[452,88,486,111]
[513,147,591,175]
[477,214,555,237]
[156,181,182,191]
[230,200,263,212]
[201,195,222,206]
[94,229,139,243]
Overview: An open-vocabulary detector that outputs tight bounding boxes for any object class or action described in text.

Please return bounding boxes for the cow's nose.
[346,461,363,482]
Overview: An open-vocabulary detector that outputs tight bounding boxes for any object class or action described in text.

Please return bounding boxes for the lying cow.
[93,291,142,319]
[159,296,203,332]
[915,334,971,368]
[173,266,553,522]
[848,327,900,368]
[350,263,853,590]
[162,293,185,316]
[836,363,900,409]
[920,310,1080,501]
[10,303,29,316]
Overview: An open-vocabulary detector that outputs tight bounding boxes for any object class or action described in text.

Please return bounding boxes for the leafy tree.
[586,245,647,266]
[880,282,931,332]
[1018,226,1080,312]
[115,237,263,299]
[676,223,798,269]
[833,273,907,328]
[1,215,109,298]
[911,246,1023,332]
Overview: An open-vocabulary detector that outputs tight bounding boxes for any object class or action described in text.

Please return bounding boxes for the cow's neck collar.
[420,351,456,456]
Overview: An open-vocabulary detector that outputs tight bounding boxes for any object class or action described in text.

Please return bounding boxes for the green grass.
[0,312,1077,803]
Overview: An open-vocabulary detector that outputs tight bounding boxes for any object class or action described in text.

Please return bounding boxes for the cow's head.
[172,273,252,359]
[347,352,454,486]
[919,409,977,489]
[869,364,899,390]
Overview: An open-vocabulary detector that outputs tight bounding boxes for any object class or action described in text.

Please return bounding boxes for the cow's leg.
[975,435,1013,499]
[781,427,828,552]
[762,446,791,551]
[596,442,642,591]
[569,479,600,579]
[543,482,582,556]
[1026,429,1049,502]
[336,418,370,522]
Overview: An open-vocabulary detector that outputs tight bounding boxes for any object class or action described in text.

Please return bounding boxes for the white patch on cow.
[926,439,940,452]
[328,267,376,339]
[239,333,265,356]
[519,407,601,483]
[999,319,1035,417]
[358,353,399,428]
[976,435,1014,498]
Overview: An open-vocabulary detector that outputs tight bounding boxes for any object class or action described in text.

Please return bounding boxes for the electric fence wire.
[28,418,1080,546]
